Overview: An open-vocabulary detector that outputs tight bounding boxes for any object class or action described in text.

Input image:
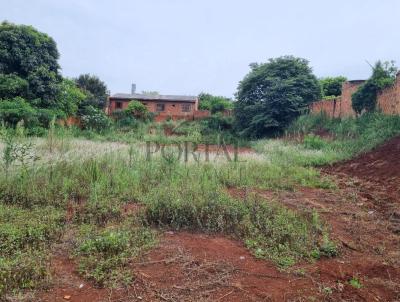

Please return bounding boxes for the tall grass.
[286,112,400,162]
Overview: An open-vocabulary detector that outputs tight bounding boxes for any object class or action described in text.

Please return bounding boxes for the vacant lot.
[1,113,399,302]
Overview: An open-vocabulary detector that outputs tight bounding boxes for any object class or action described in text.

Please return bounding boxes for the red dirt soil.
[325,135,400,207]
[37,137,400,301]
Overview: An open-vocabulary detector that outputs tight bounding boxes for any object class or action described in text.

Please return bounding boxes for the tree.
[235,56,321,137]
[75,74,108,110]
[0,21,60,77]
[198,93,233,114]
[0,73,28,99]
[0,21,61,103]
[56,79,86,116]
[319,76,347,98]
[352,61,397,114]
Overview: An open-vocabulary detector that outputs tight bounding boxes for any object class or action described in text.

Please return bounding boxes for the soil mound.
[326,136,400,204]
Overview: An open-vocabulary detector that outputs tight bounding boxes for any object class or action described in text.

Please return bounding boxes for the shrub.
[352,61,397,114]
[76,225,156,287]
[125,100,148,118]
[79,105,112,131]
[0,97,39,127]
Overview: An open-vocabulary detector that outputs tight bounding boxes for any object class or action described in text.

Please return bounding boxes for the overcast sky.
[1,0,399,97]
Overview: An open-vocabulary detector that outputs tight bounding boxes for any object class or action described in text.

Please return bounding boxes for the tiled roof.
[110,93,197,102]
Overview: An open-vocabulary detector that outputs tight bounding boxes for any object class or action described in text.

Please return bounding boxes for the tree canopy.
[319,76,347,98]
[352,61,397,114]
[75,74,108,110]
[0,21,61,105]
[235,56,321,138]
[198,93,233,114]
[0,22,111,129]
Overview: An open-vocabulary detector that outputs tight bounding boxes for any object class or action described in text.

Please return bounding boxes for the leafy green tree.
[235,56,321,137]
[0,97,38,127]
[0,21,61,104]
[319,76,347,98]
[26,66,61,107]
[0,21,60,77]
[56,79,86,116]
[352,61,397,114]
[75,74,108,110]
[198,93,233,113]
[0,74,28,99]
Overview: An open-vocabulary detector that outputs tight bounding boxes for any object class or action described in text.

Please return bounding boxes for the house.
[108,84,205,121]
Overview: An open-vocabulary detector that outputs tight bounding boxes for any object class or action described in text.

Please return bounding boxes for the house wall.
[310,74,400,117]
[108,99,198,115]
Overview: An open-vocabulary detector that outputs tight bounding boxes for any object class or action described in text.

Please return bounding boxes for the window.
[115,101,123,109]
[181,104,192,112]
[156,103,165,112]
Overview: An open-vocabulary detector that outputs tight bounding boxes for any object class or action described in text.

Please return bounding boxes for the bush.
[76,225,156,287]
[352,61,397,114]
[79,105,112,131]
[198,93,233,113]
[125,100,148,118]
[0,97,39,127]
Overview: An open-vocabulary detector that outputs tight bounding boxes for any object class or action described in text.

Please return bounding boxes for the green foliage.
[352,61,397,114]
[124,100,149,120]
[56,79,86,116]
[0,21,90,125]
[349,277,363,289]
[0,97,38,127]
[288,112,400,161]
[0,204,64,297]
[198,93,233,113]
[144,184,327,268]
[26,66,61,106]
[235,56,321,138]
[303,134,327,150]
[0,73,28,99]
[80,105,112,131]
[76,74,108,110]
[319,234,338,258]
[76,225,156,287]
[319,76,346,98]
[0,125,36,176]
[0,21,60,77]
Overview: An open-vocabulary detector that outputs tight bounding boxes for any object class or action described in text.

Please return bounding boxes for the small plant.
[0,124,36,176]
[349,277,362,289]
[319,234,339,258]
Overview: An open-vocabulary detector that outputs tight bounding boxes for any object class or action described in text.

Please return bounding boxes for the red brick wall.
[339,81,364,117]
[377,75,400,115]
[108,99,197,115]
[310,75,400,117]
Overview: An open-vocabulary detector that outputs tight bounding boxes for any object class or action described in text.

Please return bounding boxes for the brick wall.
[310,74,400,117]
[108,99,197,115]
[377,75,400,115]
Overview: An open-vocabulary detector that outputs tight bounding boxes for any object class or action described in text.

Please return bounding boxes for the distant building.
[107,84,204,121]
